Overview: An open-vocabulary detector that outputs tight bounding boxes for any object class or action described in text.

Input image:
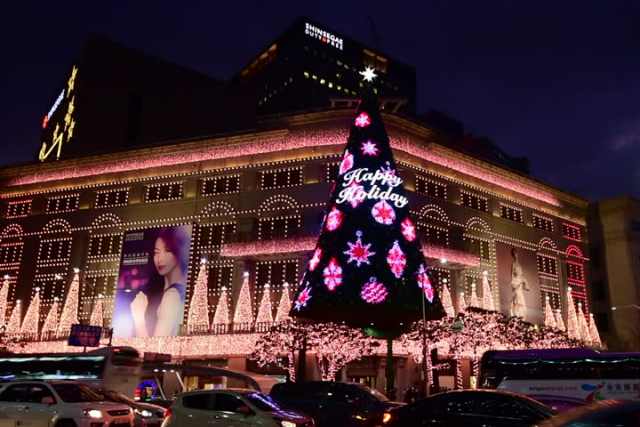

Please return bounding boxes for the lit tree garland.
[543,295,557,330]
[212,287,230,333]
[0,276,10,326]
[57,269,80,337]
[41,297,60,340]
[233,272,253,331]
[20,288,41,339]
[251,320,306,382]
[89,295,104,328]
[6,299,22,335]
[565,287,579,341]
[187,259,210,334]
[274,283,292,323]
[481,271,495,311]
[588,313,602,348]
[255,283,274,327]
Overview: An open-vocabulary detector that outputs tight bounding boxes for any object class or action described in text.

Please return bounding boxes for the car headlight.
[280,421,297,427]
[135,408,154,418]
[83,409,103,419]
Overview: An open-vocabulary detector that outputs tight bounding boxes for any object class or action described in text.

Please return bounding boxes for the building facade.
[589,197,640,351]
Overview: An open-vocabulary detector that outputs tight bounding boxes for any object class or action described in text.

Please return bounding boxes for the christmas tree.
[255,283,273,326]
[41,297,60,340]
[275,283,292,323]
[457,291,467,314]
[233,271,253,331]
[441,284,456,318]
[187,259,210,334]
[0,275,10,326]
[20,288,41,338]
[543,295,557,329]
[481,271,495,311]
[212,287,230,332]
[6,299,22,334]
[554,309,566,332]
[588,313,602,348]
[290,79,443,330]
[57,269,80,337]
[89,295,104,327]
[565,287,579,341]
[577,302,591,343]
[469,282,480,308]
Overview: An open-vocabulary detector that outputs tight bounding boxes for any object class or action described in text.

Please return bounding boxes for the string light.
[40,297,60,341]
[186,259,210,334]
[57,270,80,337]
[233,272,253,332]
[89,294,104,328]
[6,299,22,335]
[0,276,10,326]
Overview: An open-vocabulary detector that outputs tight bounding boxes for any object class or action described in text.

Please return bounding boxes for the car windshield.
[353,383,389,402]
[52,383,103,403]
[244,392,281,412]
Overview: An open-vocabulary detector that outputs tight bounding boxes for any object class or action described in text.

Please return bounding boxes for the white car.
[0,380,134,427]
[162,388,314,427]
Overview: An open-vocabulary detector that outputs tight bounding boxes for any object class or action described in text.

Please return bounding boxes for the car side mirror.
[41,396,55,405]
[237,405,253,416]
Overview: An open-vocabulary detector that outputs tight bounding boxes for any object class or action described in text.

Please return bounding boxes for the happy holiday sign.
[336,167,409,208]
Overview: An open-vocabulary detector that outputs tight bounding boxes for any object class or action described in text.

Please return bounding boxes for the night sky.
[2,1,639,201]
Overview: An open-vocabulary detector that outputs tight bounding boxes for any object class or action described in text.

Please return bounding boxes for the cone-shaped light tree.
[469,282,480,308]
[20,288,41,338]
[41,297,60,340]
[290,86,444,330]
[275,283,292,323]
[233,272,253,331]
[89,295,104,327]
[441,284,456,318]
[577,302,591,343]
[255,284,273,327]
[187,259,210,334]
[57,269,80,337]
[0,275,10,326]
[457,291,467,314]
[481,271,495,312]
[544,295,557,329]
[6,299,22,334]
[212,287,230,332]
[565,287,579,341]
[588,313,602,348]
[555,309,566,332]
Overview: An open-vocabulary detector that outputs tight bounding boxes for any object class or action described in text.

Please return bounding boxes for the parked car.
[270,381,401,427]
[162,388,314,427]
[381,389,555,427]
[95,388,166,427]
[0,380,134,427]
[539,400,640,427]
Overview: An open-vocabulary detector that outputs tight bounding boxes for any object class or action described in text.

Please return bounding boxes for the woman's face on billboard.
[153,237,178,277]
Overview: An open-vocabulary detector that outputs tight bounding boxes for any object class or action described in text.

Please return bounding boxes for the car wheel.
[54,419,78,427]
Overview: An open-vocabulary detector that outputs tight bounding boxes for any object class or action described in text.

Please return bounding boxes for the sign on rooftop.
[304,22,343,50]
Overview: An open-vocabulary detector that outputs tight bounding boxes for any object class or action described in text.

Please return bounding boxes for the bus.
[0,346,142,396]
[479,348,640,410]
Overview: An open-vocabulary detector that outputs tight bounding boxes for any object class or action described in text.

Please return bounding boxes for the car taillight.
[382,412,392,424]
[164,408,172,419]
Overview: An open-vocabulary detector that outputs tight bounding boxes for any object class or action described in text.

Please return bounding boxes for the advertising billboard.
[112,225,192,338]
[495,242,542,324]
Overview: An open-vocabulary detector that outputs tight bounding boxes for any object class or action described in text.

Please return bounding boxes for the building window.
[417,222,449,247]
[260,167,303,190]
[95,189,128,208]
[464,236,491,261]
[0,243,23,265]
[461,191,488,212]
[562,223,582,241]
[256,259,298,289]
[567,261,585,284]
[532,214,554,232]
[81,274,118,322]
[45,194,80,214]
[325,163,339,183]
[202,175,241,196]
[258,216,301,240]
[144,182,183,203]
[415,176,447,199]
[88,234,122,258]
[500,204,523,223]
[38,238,72,263]
[5,200,32,218]
[198,223,236,249]
[537,254,558,276]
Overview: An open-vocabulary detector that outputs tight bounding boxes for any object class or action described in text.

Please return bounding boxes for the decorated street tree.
[187,259,210,334]
[57,269,80,337]
[290,83,443,331]
[20,288,41,339]
[251,320,306,381]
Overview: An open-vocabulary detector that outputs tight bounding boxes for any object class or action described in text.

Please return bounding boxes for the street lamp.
[611,305,640,311]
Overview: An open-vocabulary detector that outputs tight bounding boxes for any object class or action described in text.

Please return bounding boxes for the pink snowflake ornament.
[339,149,354,175]
[309,247,322,271]
[417,264,434,303]
[360,277,388,304]
[400,217,416,242]
[360,140,379,156]
[354,112,371,128]
[294,285,312,311]
[387,240,407,279]
[371,200,396,225]
[323,258,343,291]
[325,206,344,231]
[344,230,376,267]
